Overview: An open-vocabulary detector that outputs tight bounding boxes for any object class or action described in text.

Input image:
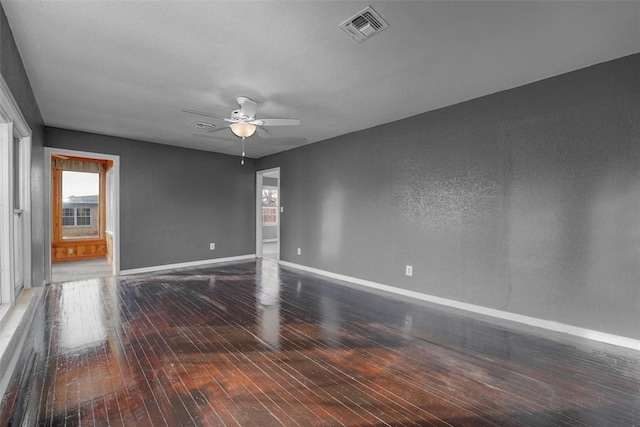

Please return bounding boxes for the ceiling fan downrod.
[241,137,245,165]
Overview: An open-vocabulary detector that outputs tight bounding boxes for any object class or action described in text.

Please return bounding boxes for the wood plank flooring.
[1,260,639,426]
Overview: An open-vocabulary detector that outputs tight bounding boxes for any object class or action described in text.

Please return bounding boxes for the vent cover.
[339,6,389,43]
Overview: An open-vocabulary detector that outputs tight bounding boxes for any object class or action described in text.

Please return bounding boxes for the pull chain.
[241,137,245,165]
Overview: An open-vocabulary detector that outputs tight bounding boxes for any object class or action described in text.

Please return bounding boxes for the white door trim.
[44,148,121,282]
[0,75,30,137]
[256,167,280,259]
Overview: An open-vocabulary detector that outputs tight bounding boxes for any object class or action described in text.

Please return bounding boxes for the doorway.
[256,168,280,260]
[45,148,120,284]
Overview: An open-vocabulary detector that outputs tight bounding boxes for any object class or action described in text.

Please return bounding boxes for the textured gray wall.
[45,127,256,270]
[258,53,640,339]
[0,5,46,287]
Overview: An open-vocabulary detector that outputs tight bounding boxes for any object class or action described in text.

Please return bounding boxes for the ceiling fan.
[183,96,300,164]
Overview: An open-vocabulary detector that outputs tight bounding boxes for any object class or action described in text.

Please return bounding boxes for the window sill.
[0,303,11,327]
[0,287,43,397]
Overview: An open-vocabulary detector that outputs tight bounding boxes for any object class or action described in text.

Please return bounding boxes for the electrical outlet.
[209,243,215,250]
[297,247,301,255]
[280,206,284,213]
[405,265,413,277]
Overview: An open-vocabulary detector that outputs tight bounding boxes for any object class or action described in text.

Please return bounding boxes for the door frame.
[256,167,280,259]
[0,74,32,311]
[45,148,120,282]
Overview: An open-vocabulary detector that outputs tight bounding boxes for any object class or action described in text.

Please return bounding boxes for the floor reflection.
[320,294,341,346]
[256,261,281,349]
[59,280,107,351]
[262,241,279,260]
[402,313,414,338]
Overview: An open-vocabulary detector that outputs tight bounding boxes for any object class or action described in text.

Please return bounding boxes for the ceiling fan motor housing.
[231,109,242,120]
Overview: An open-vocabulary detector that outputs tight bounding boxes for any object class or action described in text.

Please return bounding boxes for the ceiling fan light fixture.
[230,122,257,138]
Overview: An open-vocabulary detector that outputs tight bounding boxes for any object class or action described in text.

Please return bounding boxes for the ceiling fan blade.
[238,97,258,119]
[191,133,233,143]
[255,118,300,126]
[256,126,272,138]
[182,109,228,120]
[206,125,231,133]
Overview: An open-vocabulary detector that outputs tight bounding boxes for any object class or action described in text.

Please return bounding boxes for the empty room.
[0,1,639,426]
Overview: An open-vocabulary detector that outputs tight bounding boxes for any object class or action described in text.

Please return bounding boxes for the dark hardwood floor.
[1,260,639,426]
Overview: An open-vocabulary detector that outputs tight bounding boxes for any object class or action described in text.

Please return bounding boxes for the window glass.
[13,137,20,209]
[61,171,100,239]
[76,208,91,226]
[62,208,75,226]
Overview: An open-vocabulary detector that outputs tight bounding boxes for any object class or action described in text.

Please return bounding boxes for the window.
[1,77,33,309]
[62,207,93,227]
[60,171,100,239]
[62,208,75,226]
[76,208,91,226]
[51,156,111,264]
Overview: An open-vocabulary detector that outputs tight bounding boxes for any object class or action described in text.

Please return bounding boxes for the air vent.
[339,6,389,43]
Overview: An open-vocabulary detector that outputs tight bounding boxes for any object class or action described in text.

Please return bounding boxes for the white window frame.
[0,74,32,319]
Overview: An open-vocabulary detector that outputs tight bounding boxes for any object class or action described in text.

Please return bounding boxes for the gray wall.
[0,5,46,287]
[45,127,256,270]
[258,53,640,339]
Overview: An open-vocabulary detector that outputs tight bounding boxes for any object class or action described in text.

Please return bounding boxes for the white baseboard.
[279,261,640,351]
[120,254,255,276]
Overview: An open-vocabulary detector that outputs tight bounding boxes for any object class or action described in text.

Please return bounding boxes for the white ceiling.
[3,1,639,159]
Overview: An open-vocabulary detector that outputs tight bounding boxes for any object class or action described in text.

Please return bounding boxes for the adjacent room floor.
[1,261,639,426]
[262,241,279,260]
[51,258,113,284]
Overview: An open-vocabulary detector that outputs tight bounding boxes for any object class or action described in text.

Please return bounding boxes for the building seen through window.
[62,171,100,239]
